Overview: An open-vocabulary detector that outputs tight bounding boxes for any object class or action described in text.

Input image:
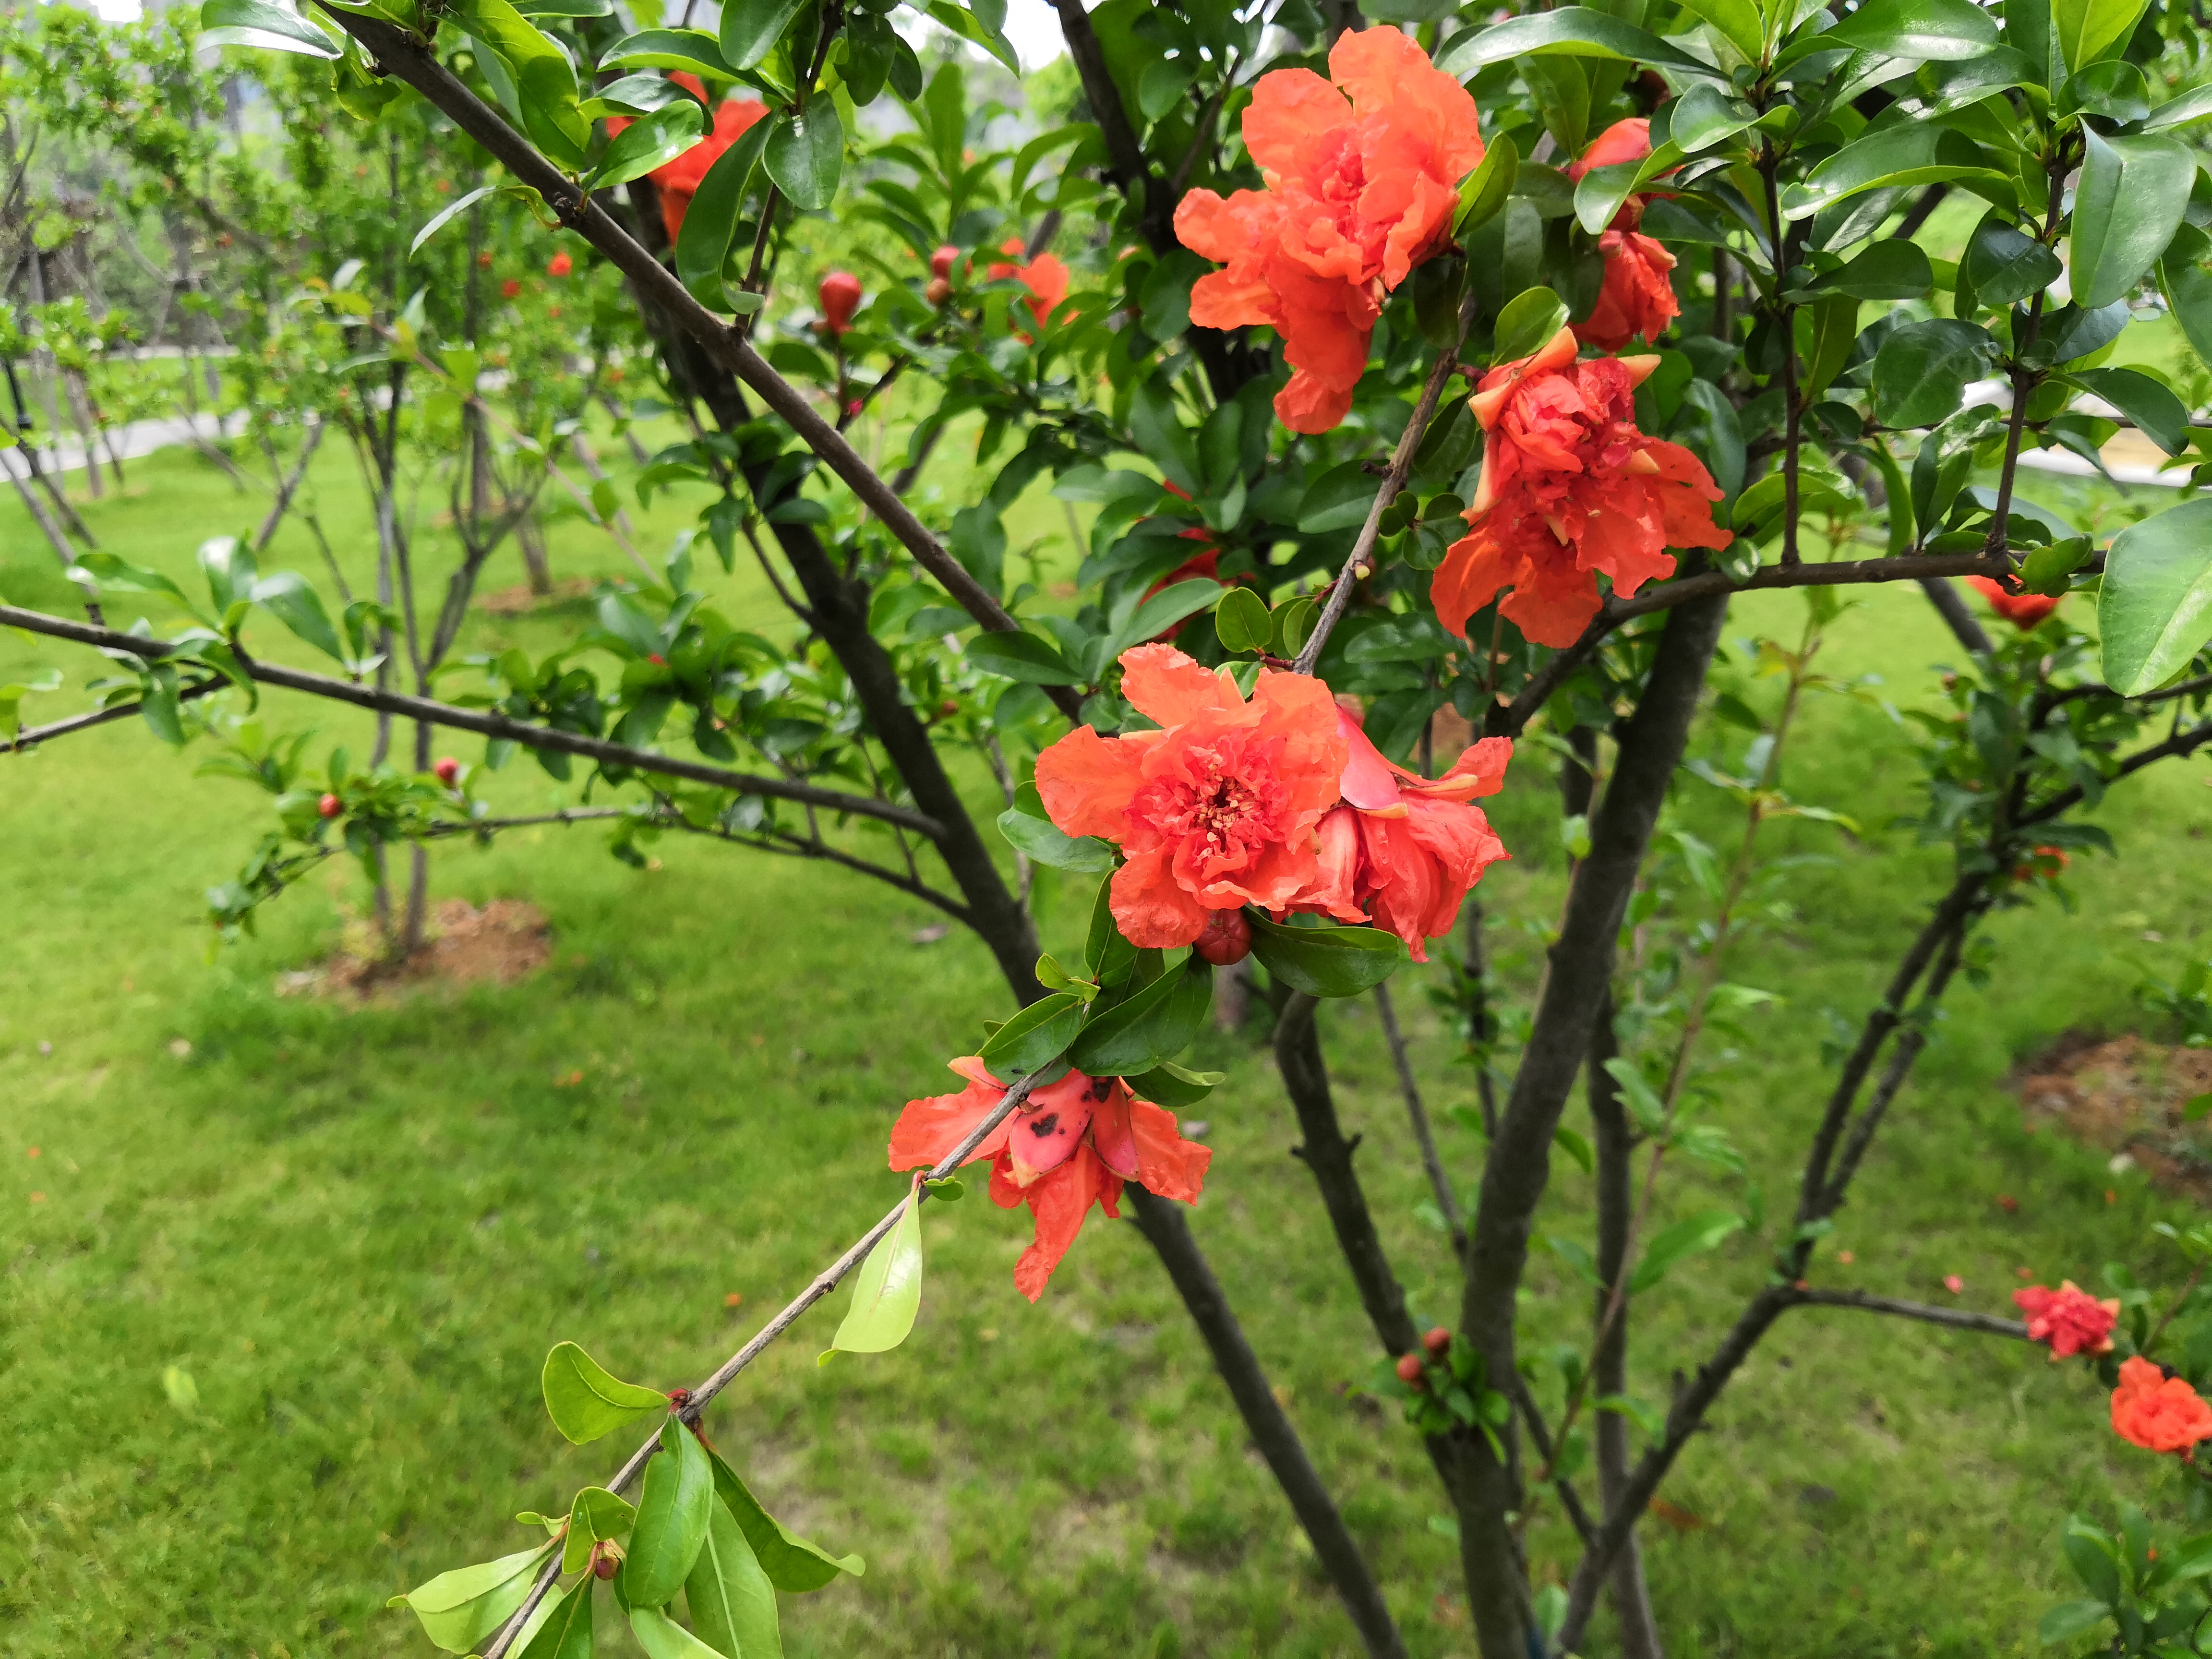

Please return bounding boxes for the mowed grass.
[4,421,2212,1659]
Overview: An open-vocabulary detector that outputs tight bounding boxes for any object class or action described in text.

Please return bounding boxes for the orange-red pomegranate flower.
[1174,29,1484,434]
[1291,704,1512,961]
[987,237,1070,335]
[2112,1356,2212,1455]
[610,78,771,243]
[1566,119,1680,352]
[890,1058,1211,1301]
[2012,1280,2118,1359]
[1967,575,2061,629]
[1035,645,1346,948]
[1431,327,1731,648]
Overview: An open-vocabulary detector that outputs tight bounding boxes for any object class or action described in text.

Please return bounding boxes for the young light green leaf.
[515,1582,588,1659]
[707,1449,865,1592]
[719,0,805,68]
[2098,498,2212,695]
[685,1498,782,1659]
[251,572,345,660]
[541,1341,668,1444]
[2070,130,2195,311]
[625,1419,715,1610]
[199,0,341,56]
[68,552,197,611]
[392,1545,553,1654]
[1492,285,1568,363]
[1454,132,1519,235]
[2052,0,2150,73]
[561,1485,639,1575]
[590,100,708,191]
[765,106,843,212]
[628,1605,726,1659]
[1629,1209,1746,1293]
[2036,1599,2113,1645]
[827,1188,924,1358]
[411,184,500,257]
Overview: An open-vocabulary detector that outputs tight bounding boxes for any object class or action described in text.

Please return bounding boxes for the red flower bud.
[434,757,460,786]
[1395,1351,1426,1386]
[818,268,863,335]
[845,398,864,417]
[925,276,951,307]
[500,278,521,299]
[590,1544,618,1580]
[547,251,573,278]
[318,793,342,819]
[1193,909,1251,967]
[648,652,667,667]
[931,244,959,280]
[476,249,493,269]
[1423,1325,1451,1358]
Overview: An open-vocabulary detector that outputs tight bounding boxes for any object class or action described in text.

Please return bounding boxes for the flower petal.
[1035,723,1147,841]
[1129,1100,1212,1203]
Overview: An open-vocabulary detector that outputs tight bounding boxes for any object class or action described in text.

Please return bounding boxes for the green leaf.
[1871,318,1995,429]
[997,795,1114,871]
[628,1605,725,1659]
[2098,498,2212,695]
[1553,1124,1594,1175]
[626,1419,715,1610]
[2052,0,2150,72]
[1786,125,2005,220]
[1666,82,1760,153]
[923,0,1021,74]
[2145,83,2212,133]
[411,184,501,257]
[1434,7,1730,80]
[1246,913,1403,998]
[966,630,1085,686]
[68,551,197,612]
[1812,0,1996,60]
[2070,130,2195,311]
[2067,367,2188,456]
[541,1342,667,1445]
[1960,215,2061,310]
[251,572,345,661]
[447,0,589,168]
[199,0,340,55]
[393,1546,553,1654]
[1454,132,1519,236]
[591,100,708,190]
[685,1498,781,1659]
[718,0,805,69]
[2036,1599,2112,1645]
[517,1582,592,1659]
[676,120,776,312]
[1214,586,1272,654]
[561,1487,639,1576]
[828,1188,924,1357]
[1113,581,1223,658]
[707,1450,865,1592]
[766,106,843,212]
[603,28,737,76]
[1493,285,1569,363]
[1120,1059,1225,1109]
[2186,1091,2212,1122]
[1812,240,1934,301]
[978,991,1085,1078]
[1298,462,1381,535]
[1069,956,1212,1076]
[1676,0,1763,61]
[1629,1209,1745,1293]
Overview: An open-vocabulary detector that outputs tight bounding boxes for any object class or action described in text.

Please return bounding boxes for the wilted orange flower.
[1565,118,1680,351]
[2112,1356,2212,1455]
[609,77,771,242]
[1291,704,1512,962]
[2012,1280,2118,1359]
[1967,575,2061,629]
[1035,644,1346,948]
[890,1058,1211,1301]
[1174,28,1484,434]
[1431,327,1731,648]
[987,237,1070,335]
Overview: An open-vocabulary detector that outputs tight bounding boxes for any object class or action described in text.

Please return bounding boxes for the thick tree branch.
[1918,577,1995,656]
[0,604,942,837]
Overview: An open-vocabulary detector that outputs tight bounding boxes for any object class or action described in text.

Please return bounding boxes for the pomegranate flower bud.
[818,269,863,334]
[1194,908,1252,966]
[931,243,959,280]
[317,793,342,819]
[433,757,460,786]
[925,276,951,307]
[546,251,572,278]
[1395,1352,1427,1386]
[1423,1325,1451,1358]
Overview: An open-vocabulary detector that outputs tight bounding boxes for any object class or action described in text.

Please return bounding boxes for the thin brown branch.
[1374,980,1464,1257]
[1793,1288,2031,1341]
[0,678,224,753]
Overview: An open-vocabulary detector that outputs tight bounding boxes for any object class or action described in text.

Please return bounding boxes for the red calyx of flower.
[1423,1325,1451,1358]
[819,269,863,334]
[1394,1351,1427,1386]
[434,757,460,786]
[667,1387,692,1408]
[930,243,959,280]
[318,793,342,819]
[1194,909,1252,967]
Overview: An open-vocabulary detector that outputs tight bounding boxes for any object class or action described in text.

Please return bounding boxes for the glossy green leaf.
[68,552,201,615]
[1214,586,1272,654]
[1812,240,1934,300]
[1454,132,1519,235]
[1959,214,2060,313]
[719,0,805,68]
[2070,130,2195,311]
[979,991,1085,1078]
[2098,498,2212,695]
[1492,285,1568,363]
[392,1545,553,1654]
[1246,913,1403,998]
[541,1341,667,1445]
[676,119,774,312]
[2067,367,2188,456]
[1069,956,1212,1076]
[1120,1059,1225,1109]
[1112,582,1222,660]
[2062,58,2151,120]
[2160,228,2212,365]
[997,803,1114,871]
[591,99,707,190]
[1676,0,1763,61]
[447,0,588,168]
[707,1450,865,1592]
[924,0,1021,74]
[626,1419,716,1610]
[828,1188,924,1357]
[561,1487,639,1576]
[2052,0,2150,72]
[628,1606,725,1659]
[965,630,1085,685]
[2144,83,2212,132]
[1628,1208,1745,1293]
[517,1582,592,1659]
[252,572,345,660]
[2036,1599,2113,1645]
[1666,82,1760,153]
[1434,6,1729,80]
[1812,0,1996,60]
[1786,125,2004,220]
[1297,462,1382,535]
[765,107,843,211]
[1871,318,1995,428]
[685,1498,781,1659]
[199,0,340,56]
[602,28,737,75]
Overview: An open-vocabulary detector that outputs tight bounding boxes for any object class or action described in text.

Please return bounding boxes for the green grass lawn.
[4,417,2212,1659]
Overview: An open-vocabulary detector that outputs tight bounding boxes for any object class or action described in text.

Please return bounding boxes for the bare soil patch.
[2015,1033,2212,1200]
[478,577,593,615]
[276,899,551,1002]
